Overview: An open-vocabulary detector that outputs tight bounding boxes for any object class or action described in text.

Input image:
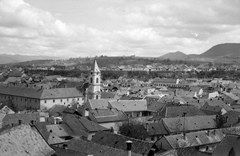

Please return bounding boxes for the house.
[152,78,179,88]
[56,81,83,89]
[145,122,169,142]
[161,115,216,134]
[62,113,109,140]
[91,131,154,155]
[4,77,22,84]
[52,147,88,156]
[0,85,83,111]
[0,101,15,114]
[109,100,155,119]
[2,112,39,128]
[155,128,225,153]
[101,92,120,99]
[212,134,240,156]
[222,91,239,105]
[154,106,206,120]
[86,108,128,132]
[223,111,240,127]
[0,124,55,156]
[200,98,233,115]
[84,99,113,110]
[208,91,220,99]
[66,138,142,156]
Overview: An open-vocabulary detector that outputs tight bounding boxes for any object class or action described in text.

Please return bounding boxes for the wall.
[0,94,40,111]
[99,122,123,132]
[40,97,84,110]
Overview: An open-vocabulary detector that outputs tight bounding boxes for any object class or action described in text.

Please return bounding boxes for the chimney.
[206,130,210,136]
[145,123,149,132]
[183,133,186,140]
[149,148,156,156]
[126,140,133,156]
[63,144,68,149]
[84,108,89,117]
[226,116,229,123]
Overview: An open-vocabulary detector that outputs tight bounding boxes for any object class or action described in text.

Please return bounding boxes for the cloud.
[0,0,240,57]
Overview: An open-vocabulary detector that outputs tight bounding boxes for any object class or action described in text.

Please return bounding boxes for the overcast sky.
[0,0,240,57]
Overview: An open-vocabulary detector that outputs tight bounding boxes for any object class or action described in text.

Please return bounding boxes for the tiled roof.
[92,131,153,155]
[0,85,43,99]
[212,135,240,156]
[109,100,148,112]
[5,77,21,83]
[47,133,67,145]
[146,121,169,136]
[49,104,68,116]
[201,99,233,112]
[52,147,88,156]
[88,99,112,109]
[63,114,108,134]
[155,128,225,150]
[46,124,73,137]
[101,92,117,99]
[152,78,177,84]
[0,124,54,156]
[2,112,40,127]
[165,106,206,118]
[57,81,83,88]
[223,111,240,127]
[89,108,128,123]
[41,88,83,99]
[162,115,216,133]
[0,85,83,99]
[67,138,142,156]
[223,91,239,101]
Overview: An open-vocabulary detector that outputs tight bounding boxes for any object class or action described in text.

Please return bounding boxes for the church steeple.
[87,59,101,100]
[92,59,100,73]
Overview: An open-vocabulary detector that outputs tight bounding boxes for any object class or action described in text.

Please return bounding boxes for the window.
[45,100,47,103]
[96,78,99,83]
[90,78,93,83]
[96,95,99,99]
[60,99,62,102]
[77,98,79,101]
[53,99,55,103]
[67,98,69,102]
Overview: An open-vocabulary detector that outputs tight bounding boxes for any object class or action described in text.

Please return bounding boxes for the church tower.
[87,60,101,99]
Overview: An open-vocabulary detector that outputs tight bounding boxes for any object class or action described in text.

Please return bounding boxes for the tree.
[214,112,226,128]
[119,121,148,140]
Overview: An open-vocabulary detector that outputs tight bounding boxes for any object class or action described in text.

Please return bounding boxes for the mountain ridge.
[0,54,64,64]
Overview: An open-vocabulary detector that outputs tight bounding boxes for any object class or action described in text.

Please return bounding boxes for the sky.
[0,0,240,58]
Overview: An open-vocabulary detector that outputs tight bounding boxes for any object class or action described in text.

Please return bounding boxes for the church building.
[87,60,101,100]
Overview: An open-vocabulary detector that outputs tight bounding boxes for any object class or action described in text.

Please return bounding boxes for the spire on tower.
[91,59,100,73]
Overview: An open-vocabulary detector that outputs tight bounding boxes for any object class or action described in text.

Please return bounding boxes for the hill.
[200,43,240,58]
[0,54,63,64]
[160,51,188,60]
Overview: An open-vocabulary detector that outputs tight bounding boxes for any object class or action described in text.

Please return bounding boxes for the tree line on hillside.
[25,69,240,81]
